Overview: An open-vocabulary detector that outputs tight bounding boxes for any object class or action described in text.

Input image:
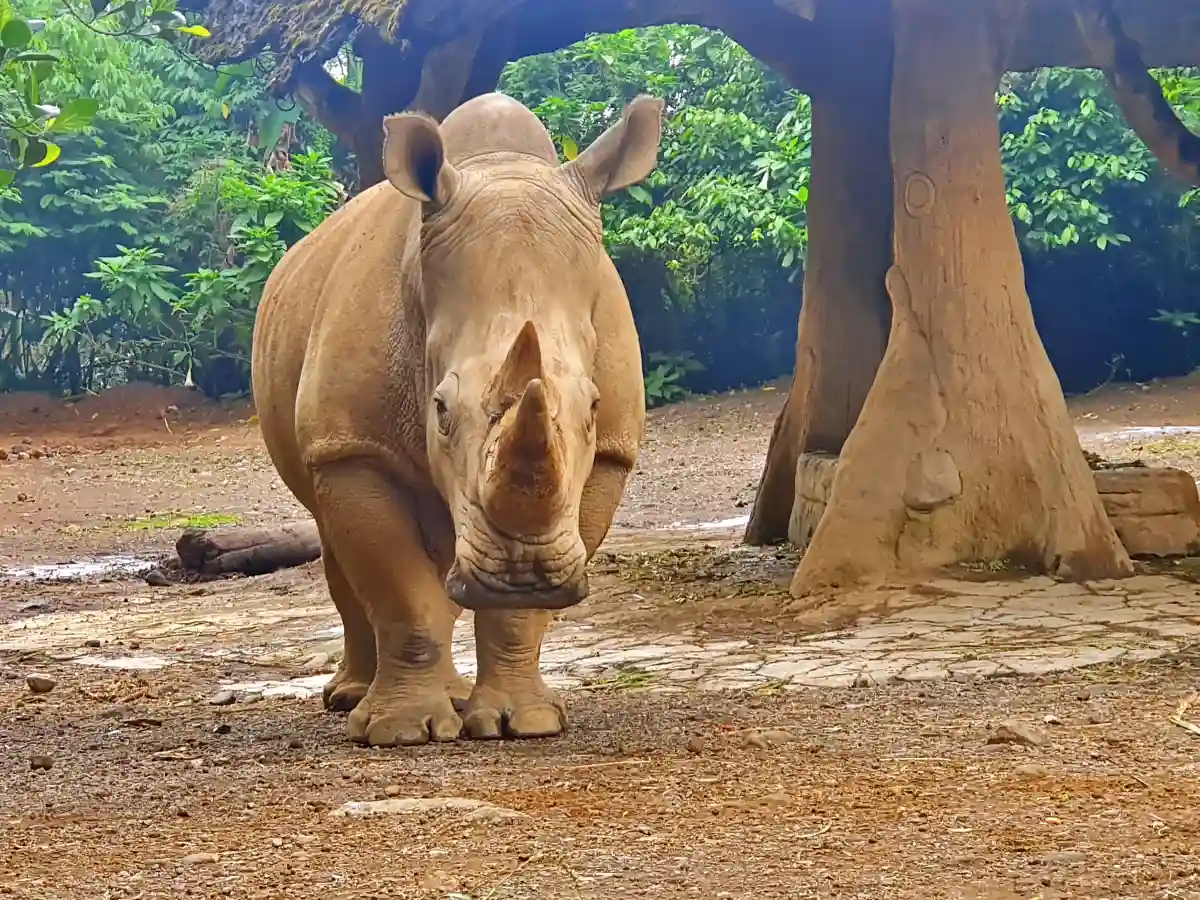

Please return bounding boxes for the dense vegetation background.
[2,2,1200,405]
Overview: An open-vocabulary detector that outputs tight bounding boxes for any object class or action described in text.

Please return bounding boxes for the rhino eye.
[434,395,452,435]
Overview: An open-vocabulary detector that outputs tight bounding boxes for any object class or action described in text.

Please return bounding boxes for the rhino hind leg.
[312,460,464,747]
[319,544,377,713]
[465,609,565,740]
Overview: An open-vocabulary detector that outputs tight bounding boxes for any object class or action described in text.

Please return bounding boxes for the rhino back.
[252,181,430,508]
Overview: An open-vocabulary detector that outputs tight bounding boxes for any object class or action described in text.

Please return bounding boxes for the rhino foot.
[445,673,473,713]
[463,682,566,740]
[347,683,462,747]
[322,674,371,712]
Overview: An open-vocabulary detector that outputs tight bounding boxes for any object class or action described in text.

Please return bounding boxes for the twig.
[798,823,832,838]
[481,851,545,900]
[1169,693,1200,737]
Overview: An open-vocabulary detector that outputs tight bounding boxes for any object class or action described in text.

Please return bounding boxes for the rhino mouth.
[444,558,589,611]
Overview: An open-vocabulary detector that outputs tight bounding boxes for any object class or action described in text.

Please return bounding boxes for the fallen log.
[174,520,323,577]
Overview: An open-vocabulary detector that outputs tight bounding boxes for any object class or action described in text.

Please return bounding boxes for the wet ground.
[2,378,1200,899]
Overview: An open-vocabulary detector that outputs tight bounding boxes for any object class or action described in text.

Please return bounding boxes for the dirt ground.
[2,376,1200,900]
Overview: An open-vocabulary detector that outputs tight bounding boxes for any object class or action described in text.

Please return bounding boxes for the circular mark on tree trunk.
[903,172,936,217]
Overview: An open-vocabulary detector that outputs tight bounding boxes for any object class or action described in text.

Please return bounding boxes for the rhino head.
[380,93,663,611]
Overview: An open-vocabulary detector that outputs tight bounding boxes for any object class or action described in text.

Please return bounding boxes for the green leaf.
[30,141,60,167]
[561,137,579,161]
[12,50,60,62]
[1,17,32,49]
[263,210,283,229]
[627,184,652,205]
[0,170,14,189]
[177,23,211,38]
[49,98,101,133]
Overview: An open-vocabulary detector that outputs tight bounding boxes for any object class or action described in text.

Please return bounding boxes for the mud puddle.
[0,555,157,584]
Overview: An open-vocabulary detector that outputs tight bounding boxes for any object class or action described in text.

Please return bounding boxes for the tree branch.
[1074,0,1200,185]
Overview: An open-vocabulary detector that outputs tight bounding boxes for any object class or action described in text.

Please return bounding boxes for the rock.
[384,784,402,797]
[29,755,53,771]
[686,737,706,754]
[144,569,171,587]
[25,674,56,694]
[465,805,530,824]
[986,722,1049,748]
[1093,465,1200,557]
[740,728,797,749]
[84,639,101,648]
[180,852,219,865]
[1013,763,1051,778]
[208,690,235,706]
[1042,714,1063,726]
[213,723,232,735]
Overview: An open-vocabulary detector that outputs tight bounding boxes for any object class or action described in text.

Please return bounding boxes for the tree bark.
[1073,0,1200,185]
[744,0,893,546]
[410,32,488,122]
[174,521,322,577]
[789,0,1133,601]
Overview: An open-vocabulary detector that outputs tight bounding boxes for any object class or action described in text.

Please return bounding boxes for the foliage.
[501,27,809,394]
[0,0,336,394]
[4,20,1200,404]
[0,0,209,186]
[643,351,705,407]
[40,152,341,395]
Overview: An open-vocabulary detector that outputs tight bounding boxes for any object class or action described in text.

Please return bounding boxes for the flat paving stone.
[2,570,1197,701]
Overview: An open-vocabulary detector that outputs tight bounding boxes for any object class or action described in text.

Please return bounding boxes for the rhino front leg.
[578,455,632,556]
[319,544,377,712]
[313,460,463,747]
[464,609,563,739]
[462,458,631,740]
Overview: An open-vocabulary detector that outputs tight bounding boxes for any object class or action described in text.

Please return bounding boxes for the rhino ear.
[382,113,461,206]
[564,95,664,202]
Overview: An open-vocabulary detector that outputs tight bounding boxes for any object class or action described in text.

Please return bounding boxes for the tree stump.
[790,0,1133,603]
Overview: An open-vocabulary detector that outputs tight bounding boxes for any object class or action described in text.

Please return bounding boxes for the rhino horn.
[485,377,565,533]
[491,320,544,403]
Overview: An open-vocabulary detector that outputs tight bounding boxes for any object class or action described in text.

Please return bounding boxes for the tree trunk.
[174,521,322,577]
[744,0,893,546]
[789,0,1133,601]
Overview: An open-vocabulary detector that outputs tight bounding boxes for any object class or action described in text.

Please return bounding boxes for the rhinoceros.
[251,92,663,747]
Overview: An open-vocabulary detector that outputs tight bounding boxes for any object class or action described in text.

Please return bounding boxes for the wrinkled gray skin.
[251,92,662,747]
